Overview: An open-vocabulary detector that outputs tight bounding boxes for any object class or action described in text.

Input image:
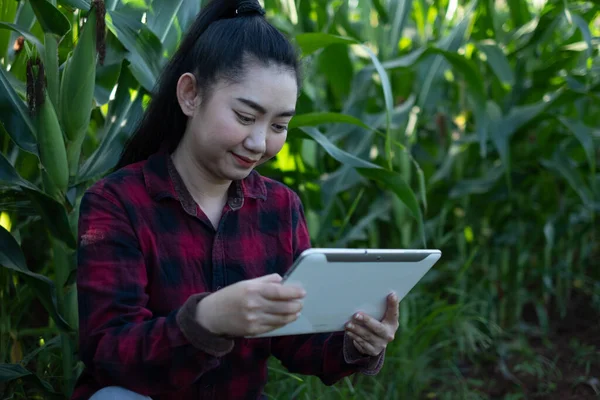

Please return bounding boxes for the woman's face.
[177,62,298,183]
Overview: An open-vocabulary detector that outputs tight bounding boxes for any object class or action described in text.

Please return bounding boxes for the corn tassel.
[28,59,69,196]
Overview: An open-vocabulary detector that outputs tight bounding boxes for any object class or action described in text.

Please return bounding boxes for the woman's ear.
[176,72,199,117]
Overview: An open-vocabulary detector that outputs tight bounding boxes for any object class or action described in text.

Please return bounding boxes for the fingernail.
[355,313,362,321]
[347,322,354,329]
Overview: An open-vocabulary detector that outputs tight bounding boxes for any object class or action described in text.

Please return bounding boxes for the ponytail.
[116,0,300,170]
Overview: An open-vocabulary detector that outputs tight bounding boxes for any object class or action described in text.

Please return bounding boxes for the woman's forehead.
[216,65,298,111]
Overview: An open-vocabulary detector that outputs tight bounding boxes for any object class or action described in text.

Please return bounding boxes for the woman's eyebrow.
[235,97,295,117]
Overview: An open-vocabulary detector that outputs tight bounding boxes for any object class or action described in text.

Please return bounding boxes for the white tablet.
[249,248,441,338]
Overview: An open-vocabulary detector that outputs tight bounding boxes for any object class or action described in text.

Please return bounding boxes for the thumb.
[255,273,283,283]
[383,292,399,323]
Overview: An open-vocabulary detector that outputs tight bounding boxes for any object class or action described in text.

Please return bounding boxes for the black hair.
[116,0,301,169]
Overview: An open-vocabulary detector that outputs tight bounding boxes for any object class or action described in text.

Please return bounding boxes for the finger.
[346,331,379,356]
[352,312,391,341]
[263,299,303,316]
[259,309,301,327]
[255,273,283,283]
[350,337,368,355]
[382,292,400,324]
[260,283,306,301]
[346,320,381,345]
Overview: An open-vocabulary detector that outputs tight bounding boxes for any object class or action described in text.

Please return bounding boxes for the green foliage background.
[0,0,598,398]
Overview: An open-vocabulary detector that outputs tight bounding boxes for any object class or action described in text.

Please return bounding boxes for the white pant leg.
[89,386,152,400]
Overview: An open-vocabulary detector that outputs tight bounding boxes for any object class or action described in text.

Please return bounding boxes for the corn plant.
[1,0,599,399]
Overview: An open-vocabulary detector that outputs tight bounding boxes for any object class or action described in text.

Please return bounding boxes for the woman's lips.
[231,152,258,168]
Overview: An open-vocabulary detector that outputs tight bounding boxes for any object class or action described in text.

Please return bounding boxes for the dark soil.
[460,294,600,399]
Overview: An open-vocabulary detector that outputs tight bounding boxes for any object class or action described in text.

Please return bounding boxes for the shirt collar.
[143,151,267,216]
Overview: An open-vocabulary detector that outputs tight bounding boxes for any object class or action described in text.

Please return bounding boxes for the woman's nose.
[244,127,267,154]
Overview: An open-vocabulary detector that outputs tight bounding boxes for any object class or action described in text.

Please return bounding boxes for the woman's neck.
[170,146,231,209]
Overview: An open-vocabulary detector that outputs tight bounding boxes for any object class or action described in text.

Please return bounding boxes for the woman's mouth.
[231,152,258,168]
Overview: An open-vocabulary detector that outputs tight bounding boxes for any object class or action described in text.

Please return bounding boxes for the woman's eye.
[235,112,254,124]
[272,124,288,133]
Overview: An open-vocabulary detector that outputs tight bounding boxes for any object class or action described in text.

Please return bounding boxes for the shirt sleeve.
[76,190,233,396]
[269,192,385,385]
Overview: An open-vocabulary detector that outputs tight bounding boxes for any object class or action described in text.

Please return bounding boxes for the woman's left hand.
[344,292,400,357]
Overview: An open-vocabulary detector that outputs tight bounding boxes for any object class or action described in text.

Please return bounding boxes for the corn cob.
[59,2,99,144]
[27,58,69,196]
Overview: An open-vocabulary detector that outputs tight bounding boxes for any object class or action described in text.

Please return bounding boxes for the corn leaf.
[0,226,73,332]
[0,152,37,190]
[296,127,380,169]
[0,364,62,398]
[77,64,140,182]
[57,0,91,10]
[295,33,358,55]
[570,13,593,60]
[0,0,19,59]
[476,41,515,86]
[146,0,185,43]
[558,117,596,174]
[0,22,44,55]
[290,112,370,130]
[29,0,71,37]
[389,0,411,57]
[540,149,595,209]
[0,67,38,154]
[106,10,163,93]
[357,168,426,247]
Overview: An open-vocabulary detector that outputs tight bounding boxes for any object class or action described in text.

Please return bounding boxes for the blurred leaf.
[357,167,426,247]
[476,41,515,85]
[297,127,379,169]
[336,198,391,247]
[29,0,71,37]
[295,33,357,55]
[0,0,19,59]
[0,152,37,190]
[491,90,562,172]
[0,226,72,332]
[449,166,504,198]
[512,3,560,54]
[570,13,593,60]
[58,0,91,10]
[23,188,77,249]
[317,44,353,106]
[540,149,595,208]
[389,0,411,57]
[290,112,370,130]
[94,31,127,105]
[507,0,531,27]
[0,363,30,382]
[21,336,61,366]
[77,64,140,182]
[0,224,26,271]
[418,3,476,109]
[146,0,184,43]
[370,0,389,23]
[107,9,163,92]
[0,22,44,52]
[558,117,596,174]
[0,363,61,398]
[0,67,38,154]
[361,45,394,168]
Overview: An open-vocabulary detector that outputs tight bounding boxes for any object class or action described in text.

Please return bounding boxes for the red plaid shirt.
[72,151,384,400]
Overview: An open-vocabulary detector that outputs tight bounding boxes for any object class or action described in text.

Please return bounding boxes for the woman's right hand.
[195,273,305,337]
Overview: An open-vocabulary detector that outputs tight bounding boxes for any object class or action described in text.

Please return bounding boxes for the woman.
[74,0,400,399]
